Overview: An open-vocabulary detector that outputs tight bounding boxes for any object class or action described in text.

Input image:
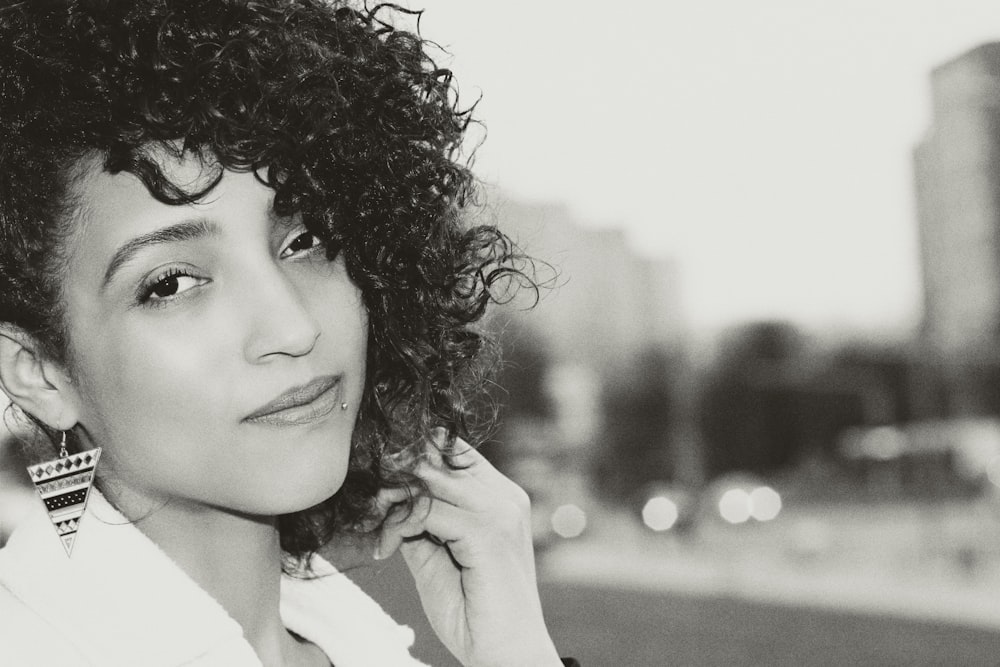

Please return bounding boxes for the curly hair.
[0,0,530,565]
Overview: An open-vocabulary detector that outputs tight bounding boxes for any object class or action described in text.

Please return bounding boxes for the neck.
[103,486,305,665]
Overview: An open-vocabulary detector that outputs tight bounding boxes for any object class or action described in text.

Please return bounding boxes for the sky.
[406,1,1000,335]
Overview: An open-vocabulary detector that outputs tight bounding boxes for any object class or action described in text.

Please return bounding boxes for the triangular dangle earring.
[25,431,102,557]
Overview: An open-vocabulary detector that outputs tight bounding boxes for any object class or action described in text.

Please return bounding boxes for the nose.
[242,264,321,363]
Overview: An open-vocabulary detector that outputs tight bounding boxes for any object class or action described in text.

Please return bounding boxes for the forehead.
[66,150,221,228]
[62,152,272,272]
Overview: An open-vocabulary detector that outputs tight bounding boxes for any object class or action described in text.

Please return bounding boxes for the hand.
[375,433,562,667]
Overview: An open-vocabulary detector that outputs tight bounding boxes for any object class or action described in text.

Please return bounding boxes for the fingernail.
[373,541,383,561]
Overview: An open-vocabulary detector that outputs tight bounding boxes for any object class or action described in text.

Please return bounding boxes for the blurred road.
[541,582,1000,667]
[352,551,1000,667]
[349,499,1000,666]
[541,500,1000,630]
[351,551,1000,667]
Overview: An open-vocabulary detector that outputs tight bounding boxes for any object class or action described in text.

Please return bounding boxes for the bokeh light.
[987,456,1000,487]
[551,504,587,538]
[749,486,782,521]
[718,489,752,524]
[642,496,679,532]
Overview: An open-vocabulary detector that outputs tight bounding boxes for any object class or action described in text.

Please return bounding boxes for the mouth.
[243,375,342,427]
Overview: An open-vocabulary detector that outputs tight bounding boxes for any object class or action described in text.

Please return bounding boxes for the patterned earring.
[25,430,102,557]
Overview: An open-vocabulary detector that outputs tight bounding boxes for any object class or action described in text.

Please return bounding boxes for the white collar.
[0,489,421,666]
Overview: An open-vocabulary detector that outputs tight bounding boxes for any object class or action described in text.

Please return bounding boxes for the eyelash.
[281,229,343,264]
[279,230,325,259]
[134,231,341,308]
[136,266,204,307]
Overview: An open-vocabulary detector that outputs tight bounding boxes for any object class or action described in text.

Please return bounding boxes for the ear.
[0,326,79,430]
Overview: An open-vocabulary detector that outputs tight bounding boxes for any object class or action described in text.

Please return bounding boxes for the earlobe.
[0,327,78,430]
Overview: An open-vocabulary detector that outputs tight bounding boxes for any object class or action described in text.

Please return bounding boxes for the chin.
[291,475,348,513]
[262,430,353,512]
[262,462,350,515]
[226,483,344,518]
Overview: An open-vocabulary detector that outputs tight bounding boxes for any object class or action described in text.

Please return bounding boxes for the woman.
[0,1,576,665]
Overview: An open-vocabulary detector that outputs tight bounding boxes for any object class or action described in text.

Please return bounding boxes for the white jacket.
[0,489,430,666]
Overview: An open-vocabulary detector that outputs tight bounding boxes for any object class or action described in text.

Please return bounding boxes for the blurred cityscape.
[472,42,1000,665]
[5,42,1000,667]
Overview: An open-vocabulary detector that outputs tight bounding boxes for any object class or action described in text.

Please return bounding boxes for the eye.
[279,230,324,259]
[138,267,207,305]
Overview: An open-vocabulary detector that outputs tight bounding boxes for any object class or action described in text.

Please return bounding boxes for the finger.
[419,431,483,469]
[432,435,483,471]
[415,446,528,510]
[371,486,417,530]
[417,435,493,480]
[436,441,516,492]
[403,498,533,573]
[409,426,448,469]
[398,534,466,593]
[413,460,492,509]
[374,486,412,512]
[398,534,440,574]
[375,495,433,560]
[376,495,470,563]
[441,437,481,468]
[390,498,500,569]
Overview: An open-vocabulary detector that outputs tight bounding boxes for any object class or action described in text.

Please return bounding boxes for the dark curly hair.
[0,0,531,565]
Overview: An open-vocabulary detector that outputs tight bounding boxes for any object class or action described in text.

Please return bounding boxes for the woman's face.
[57,153,367,516]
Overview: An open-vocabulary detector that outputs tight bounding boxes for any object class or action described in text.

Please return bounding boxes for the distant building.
[914,42,1000,415]
[483,196,687,493]
[488,196,684,379]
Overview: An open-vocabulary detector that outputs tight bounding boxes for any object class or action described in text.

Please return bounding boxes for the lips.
[243,375,342,426]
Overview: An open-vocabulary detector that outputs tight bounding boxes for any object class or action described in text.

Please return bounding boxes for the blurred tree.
[696,324,943,479]
[594,347,677,500]
[697,321,805,477]
[497,336,551,420]
[484,329,552,471]
[830,345,923,422]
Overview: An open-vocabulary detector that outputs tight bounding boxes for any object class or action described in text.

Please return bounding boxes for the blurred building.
[489,197,684,378]
[482,195,687,503]
[914,42,1000,415]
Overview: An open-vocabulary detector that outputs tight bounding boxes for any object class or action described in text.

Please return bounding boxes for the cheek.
[70,317,237,484]
[308,272,369,381]
[83,315,229,409]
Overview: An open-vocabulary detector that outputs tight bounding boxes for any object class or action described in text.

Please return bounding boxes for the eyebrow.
[101,218,220,290]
